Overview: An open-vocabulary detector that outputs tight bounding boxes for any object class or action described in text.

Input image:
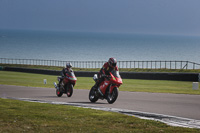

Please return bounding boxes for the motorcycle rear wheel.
[66,84,73,97]
[107,87,118,104]
[89,86,99,103]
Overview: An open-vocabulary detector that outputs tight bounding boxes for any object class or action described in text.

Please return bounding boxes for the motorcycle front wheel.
[107,87,119,104]
[56,87,63,97]
[89,86,99,103]
[66,84,73,97]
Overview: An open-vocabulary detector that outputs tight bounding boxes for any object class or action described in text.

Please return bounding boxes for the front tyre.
[89,86,99,103]
[56,88,63,97]
[107,87,118,104]
[66,84,73,97]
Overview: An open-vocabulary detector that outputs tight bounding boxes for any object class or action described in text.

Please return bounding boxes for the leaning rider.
[95,57,119,88]
[59,62,73,86]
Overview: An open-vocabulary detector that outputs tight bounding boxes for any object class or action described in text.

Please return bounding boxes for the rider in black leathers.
[59,62,73,87]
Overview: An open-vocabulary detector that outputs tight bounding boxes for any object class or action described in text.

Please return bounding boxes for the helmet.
[66,62,72,68]
[108,58,117,67]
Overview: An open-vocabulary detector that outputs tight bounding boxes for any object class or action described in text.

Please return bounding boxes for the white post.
[192,82,199,90]
[44,79,47,84]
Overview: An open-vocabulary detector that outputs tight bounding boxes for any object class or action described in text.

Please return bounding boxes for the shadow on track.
[36,96,62,98]
[68,102,107,104]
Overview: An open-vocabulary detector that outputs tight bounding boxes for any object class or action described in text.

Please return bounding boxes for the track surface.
[0,84,200,120]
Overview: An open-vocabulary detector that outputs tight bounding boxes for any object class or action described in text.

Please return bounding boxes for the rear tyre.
[56,87,63,97]
[66,84,73,97]
[89,86,99,103]
[107,87,118,104]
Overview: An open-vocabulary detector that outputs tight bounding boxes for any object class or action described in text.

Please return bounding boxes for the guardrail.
[0,58,200,69]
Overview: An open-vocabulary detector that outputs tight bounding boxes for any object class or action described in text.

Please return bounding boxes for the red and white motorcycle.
[54,71,77,97]
[89,70,122,104]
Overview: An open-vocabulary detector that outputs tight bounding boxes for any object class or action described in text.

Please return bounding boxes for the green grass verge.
[1,98,199,132]
[0,71,200,95]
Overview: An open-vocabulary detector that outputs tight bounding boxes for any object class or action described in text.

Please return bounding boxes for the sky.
[0,0,200,36]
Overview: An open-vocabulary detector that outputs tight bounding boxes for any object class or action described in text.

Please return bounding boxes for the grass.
[0,71,200,95]
[1,98,199,132]
[1,67,200,132]
[122,79,200,94]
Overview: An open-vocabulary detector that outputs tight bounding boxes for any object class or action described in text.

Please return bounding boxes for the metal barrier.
[0,58,200,69]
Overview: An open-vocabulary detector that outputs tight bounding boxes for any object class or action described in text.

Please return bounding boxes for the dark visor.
[112,63,116,67]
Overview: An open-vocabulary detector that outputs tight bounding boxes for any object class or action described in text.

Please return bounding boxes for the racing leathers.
[59,68,73,86]
[95,62,119,87]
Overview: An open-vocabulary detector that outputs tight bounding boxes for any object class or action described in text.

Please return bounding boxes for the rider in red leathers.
[95,58,118,88]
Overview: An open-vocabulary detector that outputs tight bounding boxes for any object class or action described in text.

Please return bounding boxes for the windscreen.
[111,70,121,78]
[65,71,75,77]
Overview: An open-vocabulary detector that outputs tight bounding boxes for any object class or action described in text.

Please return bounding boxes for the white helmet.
[66,62,72,68]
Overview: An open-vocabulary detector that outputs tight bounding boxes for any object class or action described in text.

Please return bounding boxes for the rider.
[59,62,73,86]
[95,57,118,88]
[62,62,73,76]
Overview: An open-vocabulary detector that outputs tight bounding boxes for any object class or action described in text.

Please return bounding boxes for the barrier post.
[44,79,47,84]
[192,82,199,90]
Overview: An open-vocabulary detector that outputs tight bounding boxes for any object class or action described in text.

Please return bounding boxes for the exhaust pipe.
[54,82,58,89]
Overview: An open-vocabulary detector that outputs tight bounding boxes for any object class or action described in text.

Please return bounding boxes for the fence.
[0,58,200,69]
[4,67,199,81]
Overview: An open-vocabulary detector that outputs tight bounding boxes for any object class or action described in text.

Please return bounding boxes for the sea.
[0,29,200,63]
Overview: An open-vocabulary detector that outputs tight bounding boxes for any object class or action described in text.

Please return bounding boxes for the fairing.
[110,70,123,85]
[99,70,122,95]
[64,71,77,84]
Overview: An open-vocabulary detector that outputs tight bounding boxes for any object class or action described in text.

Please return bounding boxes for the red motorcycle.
[89,70,122,104]
[54,71,77,97]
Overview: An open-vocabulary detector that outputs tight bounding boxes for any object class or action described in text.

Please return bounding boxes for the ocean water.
[0,29,200,63]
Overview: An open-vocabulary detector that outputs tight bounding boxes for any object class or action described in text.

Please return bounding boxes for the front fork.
[107,84,114,97]
[109,84,116,94]
[97,84,115,98]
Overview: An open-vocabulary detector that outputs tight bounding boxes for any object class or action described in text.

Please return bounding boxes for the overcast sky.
[0,0,200,35]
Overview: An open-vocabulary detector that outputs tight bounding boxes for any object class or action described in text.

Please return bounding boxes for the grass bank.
[0,71,200,95]
[1,98,199,132]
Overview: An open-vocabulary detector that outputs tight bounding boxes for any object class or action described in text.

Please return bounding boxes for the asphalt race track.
[1,84,200,128]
